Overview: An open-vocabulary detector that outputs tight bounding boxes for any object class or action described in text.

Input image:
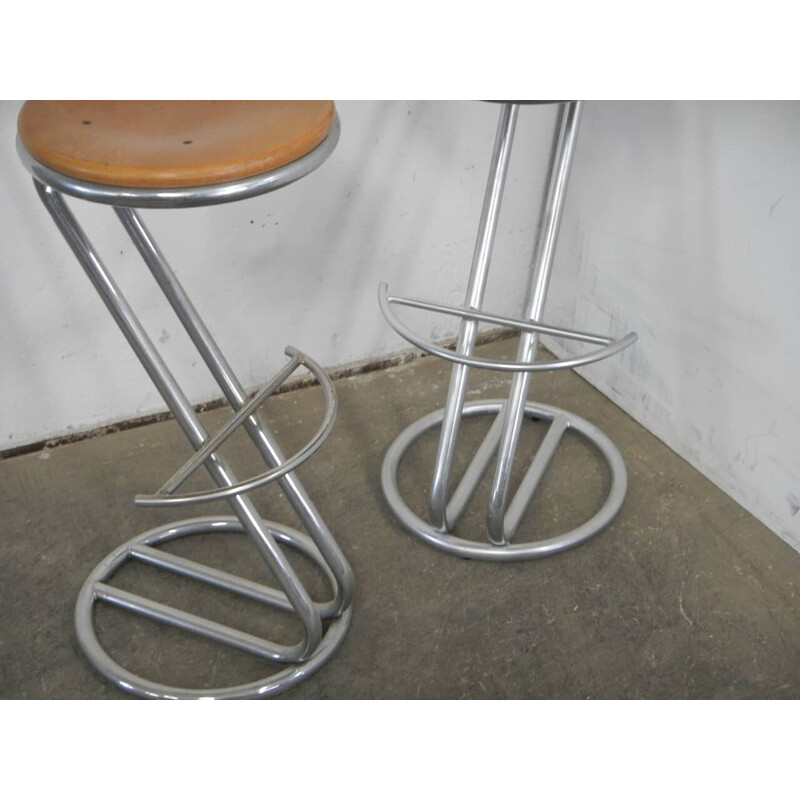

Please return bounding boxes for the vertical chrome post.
[486,101,583,544]
[429,102,519,531]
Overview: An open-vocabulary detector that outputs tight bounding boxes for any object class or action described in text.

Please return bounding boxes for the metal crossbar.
[94,582,296,662]
[134,346,337,507]
[378,283,637,372]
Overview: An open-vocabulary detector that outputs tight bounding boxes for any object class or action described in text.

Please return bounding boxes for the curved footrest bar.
[381,401,628,561]
[75,516,352,699]
[379,282,637,372]
[135,347,337,507]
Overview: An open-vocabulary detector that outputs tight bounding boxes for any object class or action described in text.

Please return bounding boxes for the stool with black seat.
[17,100,354,699]
[379,101,637,560]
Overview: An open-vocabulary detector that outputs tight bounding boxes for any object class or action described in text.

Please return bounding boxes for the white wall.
[0,100,555,448]
[544,101,800,553]
[2,100,798,553]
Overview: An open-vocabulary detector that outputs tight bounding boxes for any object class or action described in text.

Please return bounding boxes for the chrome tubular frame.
[21,120,354,699]
[380,101,637,561]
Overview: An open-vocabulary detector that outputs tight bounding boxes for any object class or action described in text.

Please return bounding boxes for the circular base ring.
[381,400,628,561]
[75,516,351,699]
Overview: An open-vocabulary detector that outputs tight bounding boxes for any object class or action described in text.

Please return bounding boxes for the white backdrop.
[544,101,800,553]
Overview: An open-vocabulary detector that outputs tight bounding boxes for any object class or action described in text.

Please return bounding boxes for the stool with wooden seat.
[379,101,637,560]
[17,100,354,699]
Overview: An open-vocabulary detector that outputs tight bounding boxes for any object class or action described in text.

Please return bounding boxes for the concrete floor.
[2,337,799,699]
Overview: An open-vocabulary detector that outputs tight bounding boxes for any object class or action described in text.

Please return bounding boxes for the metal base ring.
[75,516,352,699]
[381,400,628,561]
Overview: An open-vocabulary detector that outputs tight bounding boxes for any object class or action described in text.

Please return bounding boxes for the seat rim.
[18,100,336,188]
[17,114,341,209]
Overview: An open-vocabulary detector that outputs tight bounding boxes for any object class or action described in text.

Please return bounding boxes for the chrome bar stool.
[17,101,354,698]
[380,101,637,560]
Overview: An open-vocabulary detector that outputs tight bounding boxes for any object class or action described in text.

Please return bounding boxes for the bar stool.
[379,101,637,560]
[17,101,354,698]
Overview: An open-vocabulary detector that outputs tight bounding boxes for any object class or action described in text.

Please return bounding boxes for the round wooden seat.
[17,100,336,189]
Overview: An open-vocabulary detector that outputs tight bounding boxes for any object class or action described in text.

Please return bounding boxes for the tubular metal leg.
[36,181,353,698]
[380,101,636,561]
[428,103,518,532]
[486,101,583,545]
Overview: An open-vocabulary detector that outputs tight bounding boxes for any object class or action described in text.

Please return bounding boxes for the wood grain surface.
[18,100,336,188]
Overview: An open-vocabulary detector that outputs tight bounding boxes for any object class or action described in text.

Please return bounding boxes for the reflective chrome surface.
[75,518,352,699]
[379,282,637,373]
[379,101,636,559]
[428,102,518,532]
[381,401,628,561]
[26,112,353,697]
[134,346,338,507]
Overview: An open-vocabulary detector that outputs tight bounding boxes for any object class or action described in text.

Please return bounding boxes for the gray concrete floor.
[2,337,799,699]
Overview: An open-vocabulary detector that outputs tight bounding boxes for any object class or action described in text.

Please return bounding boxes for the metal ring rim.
[381,400,628,561]
[17,115,341,209]
[74,516,351,699]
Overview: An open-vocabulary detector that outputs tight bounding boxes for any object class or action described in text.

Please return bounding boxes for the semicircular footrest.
[378,282,637,372]
[134,346,337,507]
